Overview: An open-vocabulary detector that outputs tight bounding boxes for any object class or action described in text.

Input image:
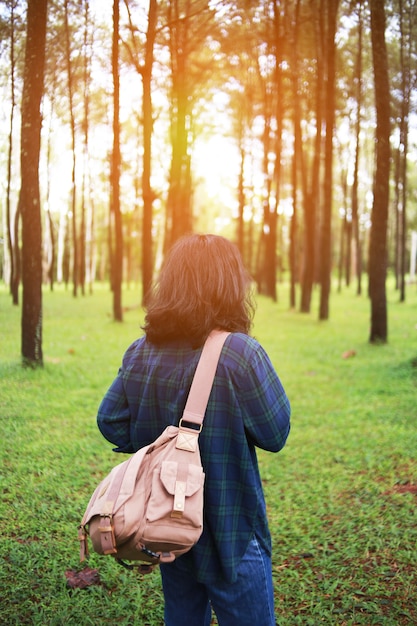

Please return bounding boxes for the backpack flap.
[159,460,204,518]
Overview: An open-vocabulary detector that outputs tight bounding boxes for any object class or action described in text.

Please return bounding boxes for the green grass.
[1,280,416,625]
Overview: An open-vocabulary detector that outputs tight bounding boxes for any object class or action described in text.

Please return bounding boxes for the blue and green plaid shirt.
[97,332,290,584]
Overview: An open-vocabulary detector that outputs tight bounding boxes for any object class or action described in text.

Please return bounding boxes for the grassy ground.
[0,280,416,625]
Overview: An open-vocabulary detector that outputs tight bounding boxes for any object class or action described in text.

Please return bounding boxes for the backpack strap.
[176,330,230,452]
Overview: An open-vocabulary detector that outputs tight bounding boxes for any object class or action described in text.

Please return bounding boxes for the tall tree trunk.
[165,0,193,249]
[79,0,91,296]
[111,0,123,321]
[64,0,78,297]
[369,0,390,343]
[236,125,245,258]
[258,111,275,299]
[393,144,401,290]
[397,0,411,304]
[300,0,324,313]
[141,0,157,306]
[6,0,19,304]
[289,0,302,309]
[339,165,351,288]
[351,0,363,296]
[290,87,300,309]
[20,0,48,367]
[399,119,408,303]
[319,0,339,320]
[45,69,57,291]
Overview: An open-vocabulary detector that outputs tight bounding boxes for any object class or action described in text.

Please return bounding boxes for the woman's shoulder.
[225,332,260,352]
[121,335,149,364]
[222,332,266,371]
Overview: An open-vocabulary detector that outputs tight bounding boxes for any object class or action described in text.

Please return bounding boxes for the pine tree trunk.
[20,0,48,367]
[369,0,390,343]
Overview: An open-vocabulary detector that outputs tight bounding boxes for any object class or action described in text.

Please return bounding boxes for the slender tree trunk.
[300,0,324,313]
[80,0,91,296]
[289,0,302,309]
[337,211,346,293]
[7,0,18,304]
[319,0,339,320]
[165,0,193,249]
[399,120,408,303]
[262,0,284,303]
[290,91,300,308]
[45,70,57,291]
[141,0,157,306]
[369,0,390,343]
[20,0,48,367]
[289,147,297,309]
[236,125,245,257]
[393,145,401,289]
[351,5,363,296]
[111,0,123,321]
[338,166,351,288]
[64,0,78,297]
[258,111,276,299]
[11,199,21,305]
[397,0,410,304]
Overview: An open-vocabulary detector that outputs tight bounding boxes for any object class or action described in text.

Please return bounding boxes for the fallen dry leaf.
[65,566,101,589]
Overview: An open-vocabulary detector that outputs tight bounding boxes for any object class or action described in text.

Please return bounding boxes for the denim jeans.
[160,535,276,626]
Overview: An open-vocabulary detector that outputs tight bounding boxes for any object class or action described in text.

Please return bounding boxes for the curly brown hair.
[143,234,255,346]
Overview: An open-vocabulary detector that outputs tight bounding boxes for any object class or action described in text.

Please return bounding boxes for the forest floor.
[0,279,416,625]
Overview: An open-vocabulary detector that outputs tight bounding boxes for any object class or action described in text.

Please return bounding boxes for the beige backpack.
[78,330,229,573]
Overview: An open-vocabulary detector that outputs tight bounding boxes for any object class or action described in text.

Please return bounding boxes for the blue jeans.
[160,535,276,626]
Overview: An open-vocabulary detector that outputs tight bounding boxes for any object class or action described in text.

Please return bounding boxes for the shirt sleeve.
[234,340,291,453]
[97,365,135,453]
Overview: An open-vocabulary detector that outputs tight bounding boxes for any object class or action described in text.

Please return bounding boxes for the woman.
[97,233,291,626]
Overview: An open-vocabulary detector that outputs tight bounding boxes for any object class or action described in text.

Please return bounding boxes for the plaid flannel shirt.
[97,332,291,584]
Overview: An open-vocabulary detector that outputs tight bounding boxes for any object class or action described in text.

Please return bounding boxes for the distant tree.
[44,94,56,291]
[111,0,123,321]
[164,0,193,247]
[300,0,325,314]
[222,7,258,272]
[79,0,92,296]
[163,0,219,248]
[141,0,157,305]
[19,0,48,366]
[122,0,157,305]
[5,0,20,305]
[256,0,286,303]
[392,0,416,302]
[289,0,302,309]
[64,0,78,296]
[351,0,364,297]
[319,0,340,321]
[369,0,390,343]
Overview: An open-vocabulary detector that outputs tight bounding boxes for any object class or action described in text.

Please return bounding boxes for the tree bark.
[369,0,390,343]
[20,0,48,367]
